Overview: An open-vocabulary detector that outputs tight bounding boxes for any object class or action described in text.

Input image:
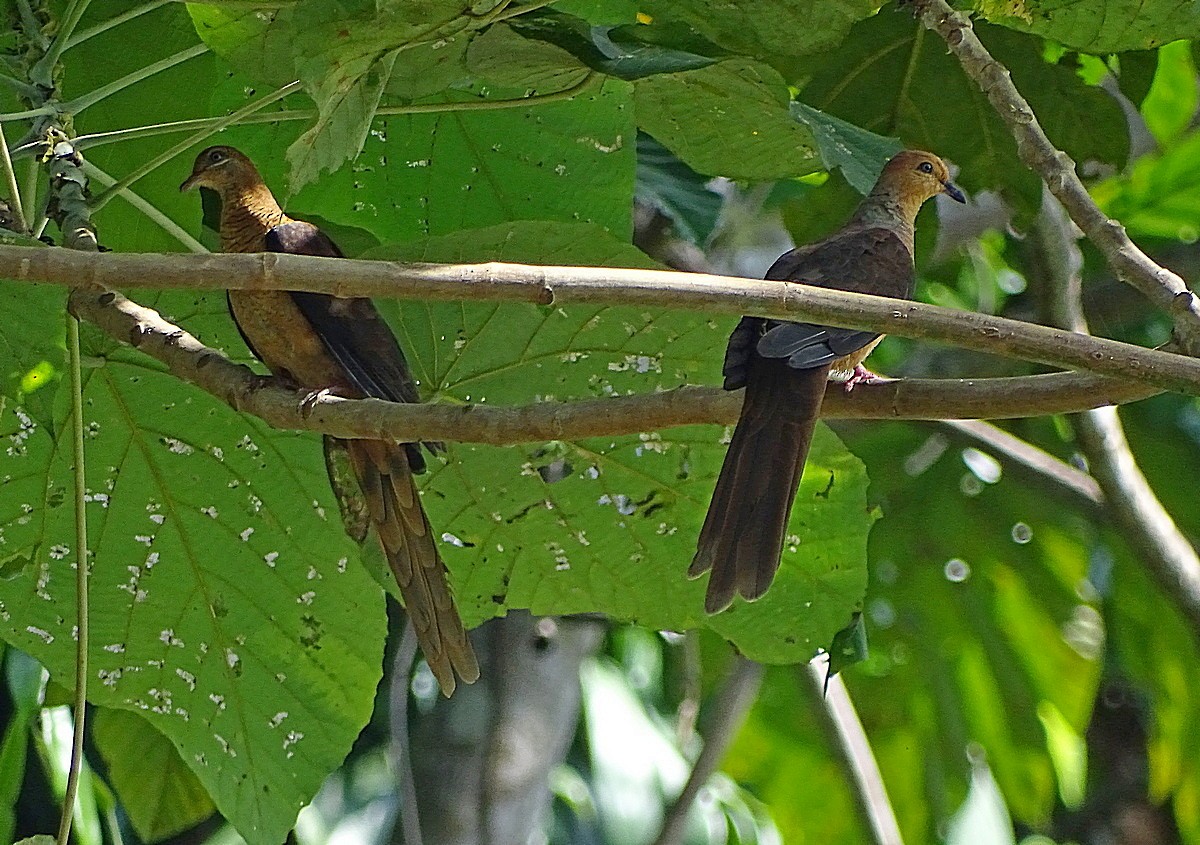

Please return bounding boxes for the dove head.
[853,149,965,240]
[180,146,264,196]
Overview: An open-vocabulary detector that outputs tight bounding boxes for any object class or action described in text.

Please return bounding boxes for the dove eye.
[917,161,934,174]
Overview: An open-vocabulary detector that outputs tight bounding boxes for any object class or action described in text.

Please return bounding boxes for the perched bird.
[182,145,479,695]
[690,150,965,613]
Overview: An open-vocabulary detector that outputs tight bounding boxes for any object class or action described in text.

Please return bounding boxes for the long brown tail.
[346,438,480,695]
[690,360,830,613]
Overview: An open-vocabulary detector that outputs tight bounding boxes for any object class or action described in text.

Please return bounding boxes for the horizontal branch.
[10,245,1200,396]
[68,287,1159,444]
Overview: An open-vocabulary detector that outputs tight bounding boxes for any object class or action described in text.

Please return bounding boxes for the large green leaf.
[366,220,873,661]
[972,0,1200,53]
[93,707,216,842]
[0,319,386,844]
[1091,131,1200,242]
[840,419,1102,837]
[795,15,1129,212]
[636,0,883,78]
[203,75,636,242]
[634,59,821,180]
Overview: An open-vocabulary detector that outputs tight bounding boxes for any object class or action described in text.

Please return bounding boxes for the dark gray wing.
[264,221,422,407]
[723,226,913,387]
[265,221,434,465]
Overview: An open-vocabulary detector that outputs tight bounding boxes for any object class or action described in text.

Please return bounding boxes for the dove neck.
[218,182,287,253]
[851,187,920,253]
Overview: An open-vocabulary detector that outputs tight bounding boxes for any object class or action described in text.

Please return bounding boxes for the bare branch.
[67,286,1164,446]
[1032,193,1200,639]
[803,661,902,845]
[912,0,1200,355]
[938,419,1103,514]
[6,246,1200,394]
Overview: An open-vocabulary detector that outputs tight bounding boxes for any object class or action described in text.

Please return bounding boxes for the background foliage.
[0,1,1197,844]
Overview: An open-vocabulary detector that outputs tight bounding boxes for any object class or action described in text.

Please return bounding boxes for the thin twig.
[937,419,1103,513]
[9,249,1200,395]
[652,656,763,845]
[82,161,207,252]
[912,0,1200,355]
[0,122,29,232]
[802,661,902,845]
[57,310,91,845]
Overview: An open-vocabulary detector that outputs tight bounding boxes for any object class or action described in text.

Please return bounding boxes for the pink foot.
[299,387,340,418]
[842,364,880,393]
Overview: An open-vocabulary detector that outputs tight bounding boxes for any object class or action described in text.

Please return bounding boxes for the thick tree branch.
[67,287,1163,445]
[6,245,1200,394]
[1033,194,1200,639]
[912,0,1200,355]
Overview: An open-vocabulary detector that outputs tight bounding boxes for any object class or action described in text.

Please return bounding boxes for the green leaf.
[187,6,297,86]
[1091,132,1200,242]
[796,15,1128,213]
[971,0,1200,53]
[286,48,400,190]
[1140,41,1198,147]
[507,10,717,80]
[635,133,723,246]
[0,342,386,844]
[93,707,216,842]
[790,101,902,195]
[283,78,635,242]
[466,22,591,91]
[826,611,868,677]
[634,59,822,180]
[0,280,65,432]
[367,221,872,663]
[636,0,882,76]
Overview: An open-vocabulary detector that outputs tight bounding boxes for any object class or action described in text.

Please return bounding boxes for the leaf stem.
[67,0,173,47]
[0,105,57,123]
[0,123,30,232]
[83,160,207,252]
[31,0,93,87]
[57,310,92,845]
[16,0,50,50]
[61,42,210,116]
[65,71,596,155]
[88,80,303,211]
[21,155,39,228]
